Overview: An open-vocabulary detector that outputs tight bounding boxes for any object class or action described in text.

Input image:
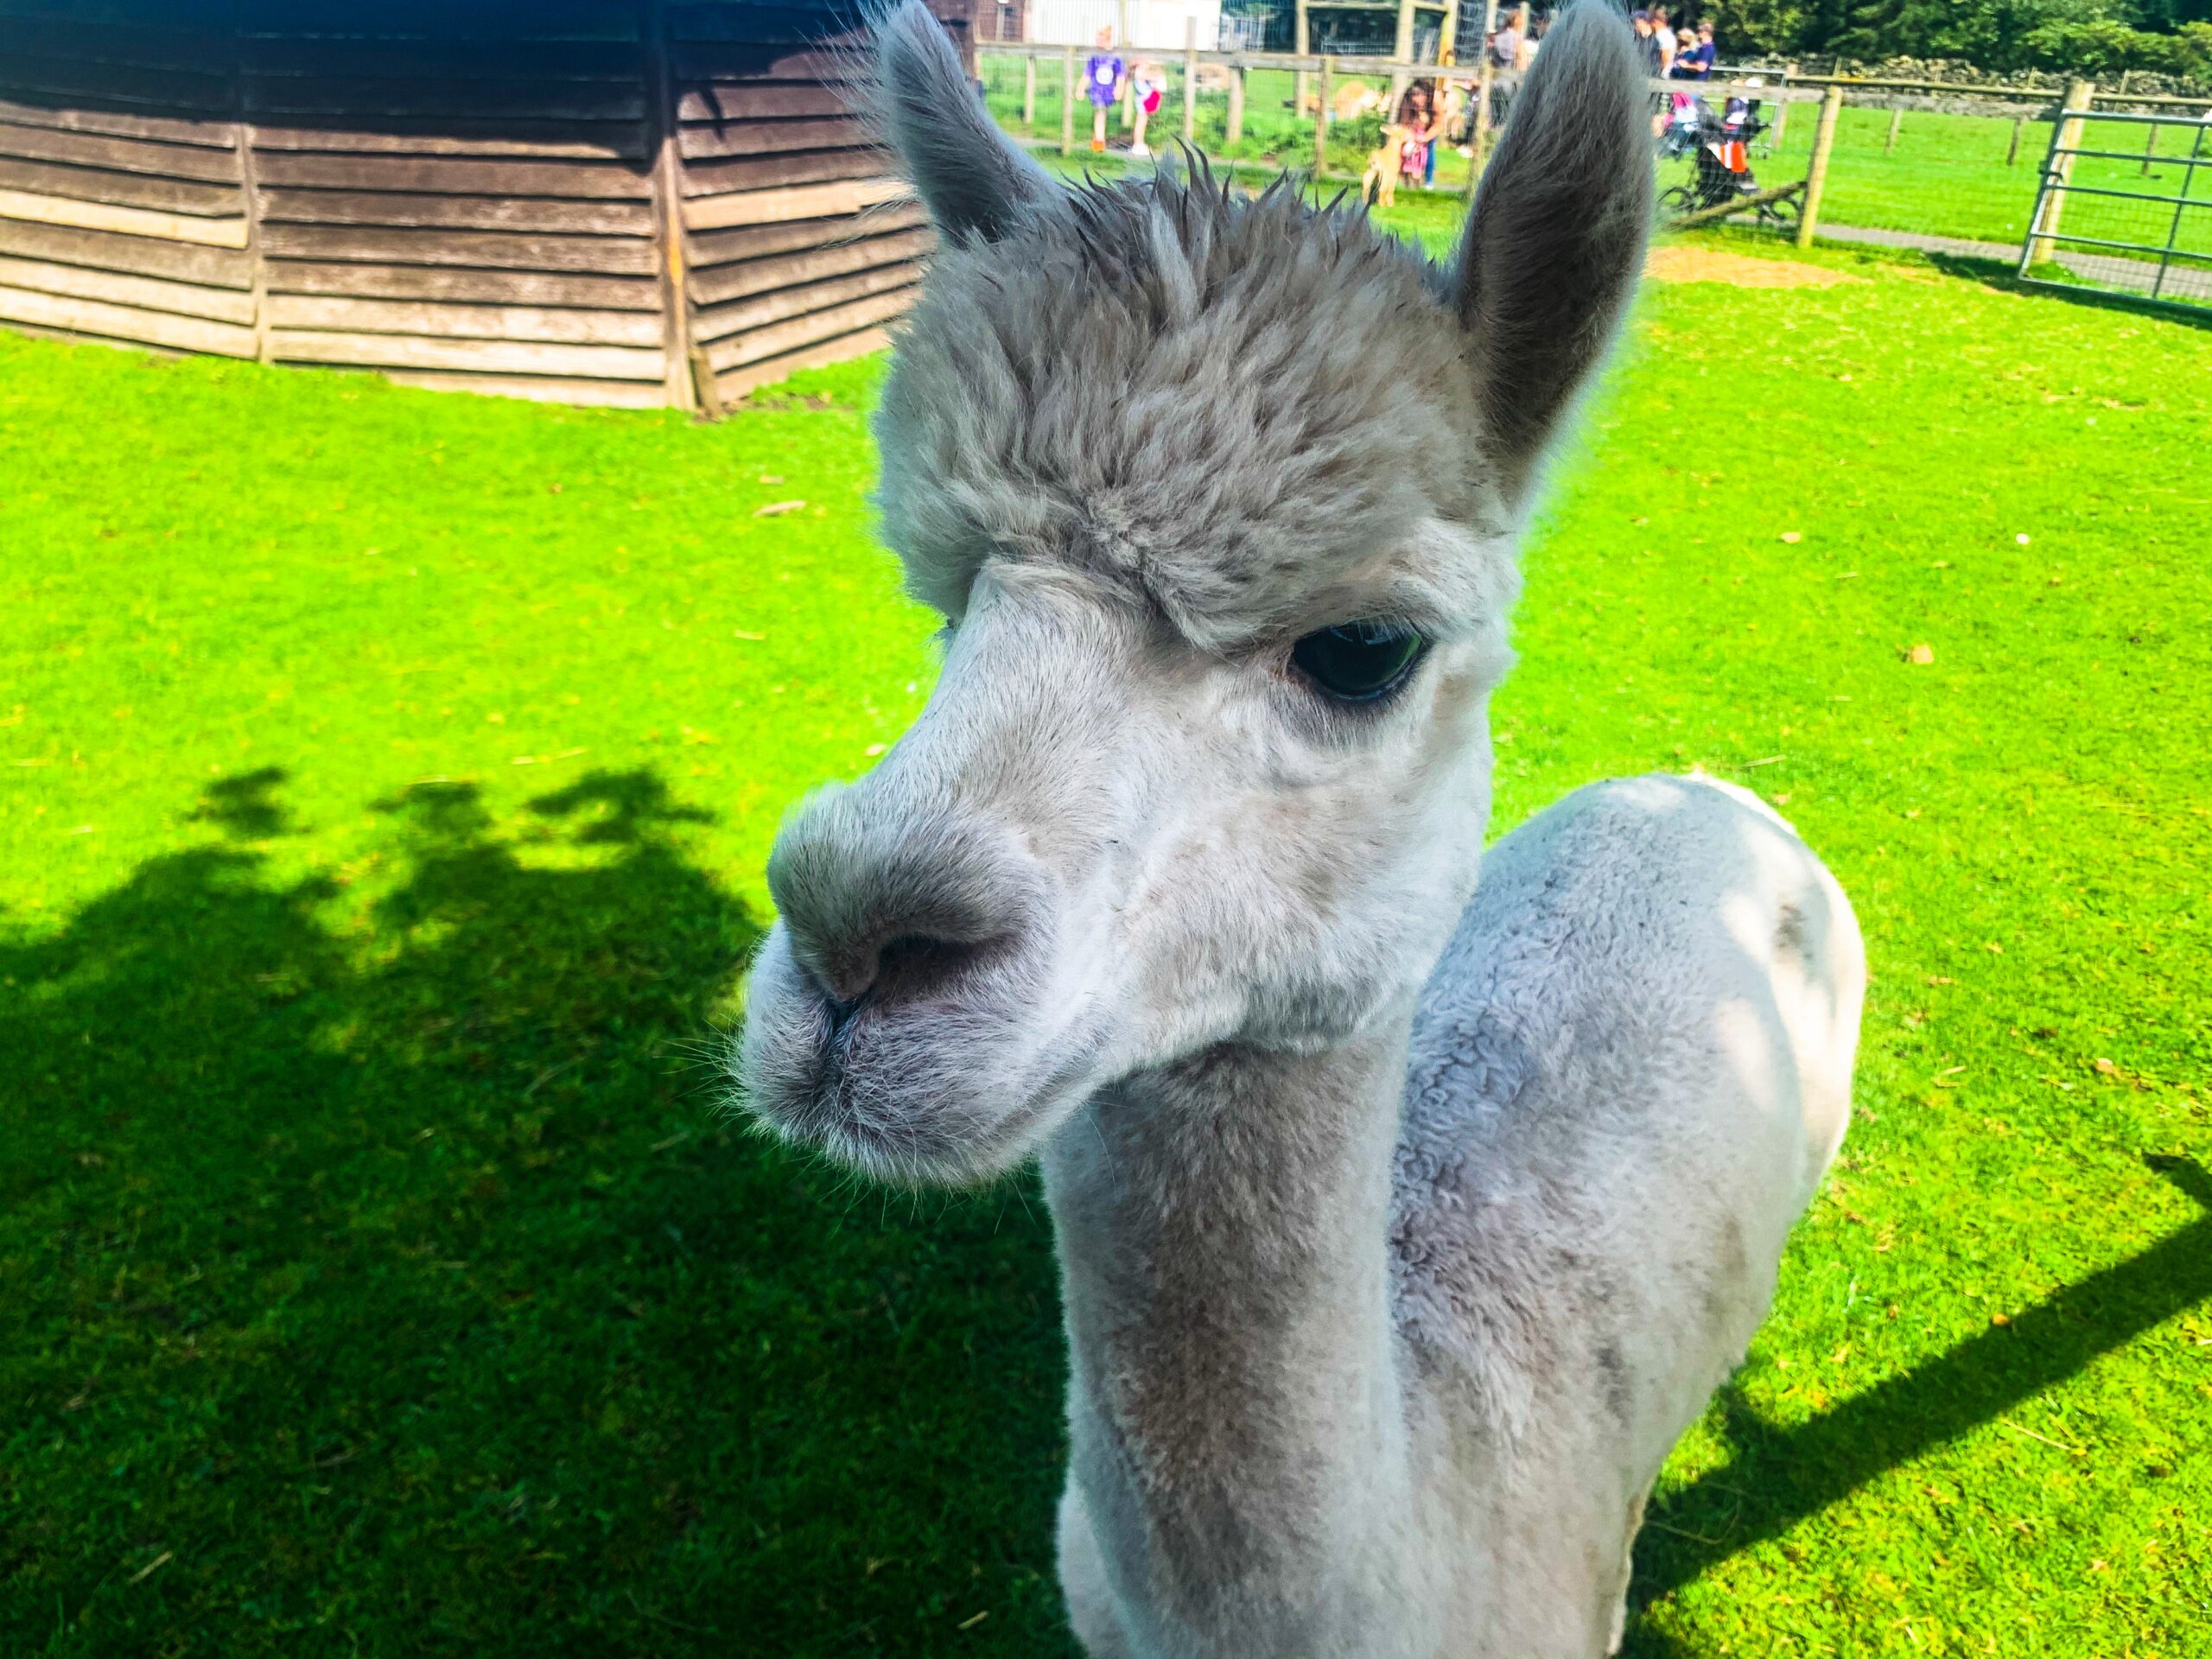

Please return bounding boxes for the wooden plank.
[0,0,234,26]
[683,149,882,199]
[249,120,647,162]
[259,222,657,275]
[0,97,235,149]
[668,5,867,46]
[684,176,910,232]
[715,322,891,400]
[0,217,253,286]
[243,37,644,82]
[0,188,249,247]
[270,327,664,379]
[676,115,865,160]
[267,293,664,346]
[690,226,931,307]
[687,199,927,269]
[0,280,255,355]
[244,78,645,123]
[704,284,916,371]
[671,45,849,89]
[0,155,243,215]
[253,152,654,200]
[677,82,849,124]
[266,259,659,310]
[0,119,243,183]
[695,261,919,342]
[0,53,233,113]
[257,189,653,237]
[0,16,235,74]
[0,252,256,322]
[378,367,671,408]
[237,0,640,40]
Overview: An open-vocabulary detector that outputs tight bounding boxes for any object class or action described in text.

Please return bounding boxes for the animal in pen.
[739,3,1867,1656]
[1362,122,1415,207]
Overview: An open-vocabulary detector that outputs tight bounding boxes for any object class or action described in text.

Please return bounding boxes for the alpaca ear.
[872,0,1057,245]
[1448,0,1649,493]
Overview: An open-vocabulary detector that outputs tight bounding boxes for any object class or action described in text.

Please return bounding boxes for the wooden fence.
[0,0,953,411]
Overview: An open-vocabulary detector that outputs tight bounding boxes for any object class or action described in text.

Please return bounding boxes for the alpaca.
[738,5,1866,1656]
[1362,123,1414,208]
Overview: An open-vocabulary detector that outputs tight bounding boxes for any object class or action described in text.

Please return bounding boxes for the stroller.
[1658,93,1798,232]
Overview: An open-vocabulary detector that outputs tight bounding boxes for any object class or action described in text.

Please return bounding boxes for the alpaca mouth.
[739,926,1069,1186]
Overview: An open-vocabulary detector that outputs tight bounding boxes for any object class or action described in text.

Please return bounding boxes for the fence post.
[1770,63,1794,152]
[1060,43,1074,157]
[1884,103,1903,154]
[2029,78,2094,265]
[2141,117,2158,176]
[1394,0,1415,64]
[2007,112,2025,165]
[1314,55,1332,177]
[641,0,700,414]
[1022,54,1035,127]
[1470,0,1498,181]
[1294,0,1310,123]
[1227,62,1245,147]
[1796,82,1845,250]
[1183,18,1197,146]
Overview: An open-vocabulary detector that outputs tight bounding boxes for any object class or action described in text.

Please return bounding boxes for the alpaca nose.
[765,791,1043,1012]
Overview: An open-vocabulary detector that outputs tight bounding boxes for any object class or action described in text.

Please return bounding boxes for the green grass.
[983,57,1479,188]
[986,57,2212,264]
[1742,104,2212,254]
[3,240,2209,1656]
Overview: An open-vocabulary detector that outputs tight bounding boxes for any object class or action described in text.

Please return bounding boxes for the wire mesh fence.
[979,46,1494,193]
[2018,109,2212,310]
[976,41,2212,304]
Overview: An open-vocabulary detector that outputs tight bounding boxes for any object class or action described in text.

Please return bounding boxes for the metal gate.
[2017,106,2212,314]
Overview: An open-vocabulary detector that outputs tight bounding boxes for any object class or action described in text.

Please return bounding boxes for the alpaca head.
[739,0,1649,1183]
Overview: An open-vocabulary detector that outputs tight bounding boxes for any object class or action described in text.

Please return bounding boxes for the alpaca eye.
[1290,621,1427,703]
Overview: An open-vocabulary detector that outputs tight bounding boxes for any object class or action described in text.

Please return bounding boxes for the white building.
[1027,0,1228,51]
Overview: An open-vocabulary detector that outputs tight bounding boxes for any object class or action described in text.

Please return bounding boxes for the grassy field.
[984,53,2212,262]
[982,56,1482,186]
[3,229,2209,1656]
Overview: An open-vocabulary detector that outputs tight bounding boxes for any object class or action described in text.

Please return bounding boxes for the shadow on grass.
[1,768,1074,1657]
[1917,249,2212,329]
[13,771,2204,1656]
[1624,1154,2212,1650]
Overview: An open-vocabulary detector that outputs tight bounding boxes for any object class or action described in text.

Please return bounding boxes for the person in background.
[1491,7,1525,71]
[1680,19,1718,79]
[1631,10,1665,79]
[1396,79,1440,188]
[1651,5,1677,74]
[1128,58,1163,158]
[1486,8,1526,127]
[1083,27,1123,154]
[1516,12,1543,69]
[1669,26,1696,75]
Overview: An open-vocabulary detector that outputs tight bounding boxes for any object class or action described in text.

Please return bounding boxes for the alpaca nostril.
[871,932,982,1004]
[765,792,1044,1014]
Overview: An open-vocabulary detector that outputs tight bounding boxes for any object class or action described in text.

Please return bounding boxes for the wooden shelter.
[0,1,969,410]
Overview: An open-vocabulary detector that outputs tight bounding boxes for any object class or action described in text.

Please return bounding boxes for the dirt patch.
[1644,246,1862,289]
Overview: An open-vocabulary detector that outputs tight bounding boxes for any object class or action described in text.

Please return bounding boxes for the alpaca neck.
[1040,1007,1422,1630]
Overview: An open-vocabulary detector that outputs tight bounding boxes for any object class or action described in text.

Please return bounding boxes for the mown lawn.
[3,234,2208,1657]
[989,59,2212,261]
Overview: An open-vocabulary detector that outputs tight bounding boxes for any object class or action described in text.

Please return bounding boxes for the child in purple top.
[1677,22,1717,79]
[1084,29,1124,153]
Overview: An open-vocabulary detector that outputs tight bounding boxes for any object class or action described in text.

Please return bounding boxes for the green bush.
[2020,16,2192,74]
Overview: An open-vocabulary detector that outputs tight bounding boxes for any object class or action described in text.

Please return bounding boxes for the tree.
[1832,0,2122,68]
